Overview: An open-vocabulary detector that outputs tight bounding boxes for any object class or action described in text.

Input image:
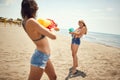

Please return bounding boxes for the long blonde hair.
[78,20,87,34]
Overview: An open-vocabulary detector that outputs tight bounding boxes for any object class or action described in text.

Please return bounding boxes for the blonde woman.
[69,20,87,77]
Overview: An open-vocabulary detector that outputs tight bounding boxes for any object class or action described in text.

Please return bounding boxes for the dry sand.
[0,24,120,80]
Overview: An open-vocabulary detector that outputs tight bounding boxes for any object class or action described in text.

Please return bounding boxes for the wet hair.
[21,0,38,19]
[78,20,87,34]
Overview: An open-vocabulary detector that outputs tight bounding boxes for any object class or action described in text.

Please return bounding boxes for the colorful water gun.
[69,28,74,32]
[37,18,59,31]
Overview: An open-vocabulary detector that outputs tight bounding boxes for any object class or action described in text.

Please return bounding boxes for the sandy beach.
[0,23,120,80]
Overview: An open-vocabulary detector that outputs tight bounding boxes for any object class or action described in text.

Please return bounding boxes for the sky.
[0,0,120,35]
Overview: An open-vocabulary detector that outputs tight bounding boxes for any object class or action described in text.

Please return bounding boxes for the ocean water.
[57,29,120,48]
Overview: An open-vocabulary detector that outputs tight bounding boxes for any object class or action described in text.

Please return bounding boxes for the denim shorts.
[72,38,81,45]
[31,49,50,69]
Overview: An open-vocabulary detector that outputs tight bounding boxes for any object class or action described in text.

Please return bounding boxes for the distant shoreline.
[57,29,120,48]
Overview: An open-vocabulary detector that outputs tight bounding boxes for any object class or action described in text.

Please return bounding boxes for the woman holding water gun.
[69,20,87,77]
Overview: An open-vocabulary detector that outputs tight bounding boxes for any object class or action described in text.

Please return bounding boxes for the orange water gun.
[37,18,60,31]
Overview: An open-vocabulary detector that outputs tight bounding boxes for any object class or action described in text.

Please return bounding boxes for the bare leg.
[45,59,57,80]
[71,44,79,73]
[28,65,44,80]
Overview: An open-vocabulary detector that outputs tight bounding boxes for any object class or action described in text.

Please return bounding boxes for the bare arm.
[69,32,77,35]
[26,18,56,40]
[69,27,86,37]
[77,27,86,36]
